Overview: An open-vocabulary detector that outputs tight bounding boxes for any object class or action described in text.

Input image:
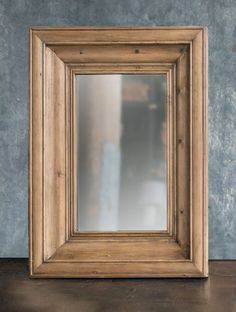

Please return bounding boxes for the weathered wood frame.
[29,27,208,277]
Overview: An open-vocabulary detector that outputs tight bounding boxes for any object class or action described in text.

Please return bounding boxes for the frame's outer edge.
[202,26,208,277]
[31,26,204,45]
[191,27,208,276]
[29,31,45,273]
[29,28,33,275]
[203,27,208,276]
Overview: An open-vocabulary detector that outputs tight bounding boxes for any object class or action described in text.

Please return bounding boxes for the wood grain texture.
[32,27,202,44]
[191,28,208,275]
[48,238,185,262]
[29,31,44,273]
[176,46,191,258]
[44,48,66,260]
[49,44,186,63]
[29,27,208,278]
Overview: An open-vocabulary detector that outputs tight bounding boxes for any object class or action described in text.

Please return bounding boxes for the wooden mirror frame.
[29,27,208,278]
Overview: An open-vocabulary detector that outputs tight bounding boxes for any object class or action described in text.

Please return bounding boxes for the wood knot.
[57,170,64,178]
[177,88,182,95]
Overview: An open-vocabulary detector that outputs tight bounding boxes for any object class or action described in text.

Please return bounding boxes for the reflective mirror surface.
[76,74,167,231]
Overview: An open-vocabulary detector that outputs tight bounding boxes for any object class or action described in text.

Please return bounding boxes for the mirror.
[76,74,167,231]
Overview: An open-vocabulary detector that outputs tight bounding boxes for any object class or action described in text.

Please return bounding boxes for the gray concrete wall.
[0,0,235,258]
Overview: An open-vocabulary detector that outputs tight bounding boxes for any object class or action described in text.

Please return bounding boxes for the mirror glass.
[76,74,167,231]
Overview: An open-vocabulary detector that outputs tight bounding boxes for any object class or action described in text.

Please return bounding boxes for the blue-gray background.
[0,0,235,258]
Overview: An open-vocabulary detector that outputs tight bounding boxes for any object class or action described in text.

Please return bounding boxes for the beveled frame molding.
[29,27,208,277]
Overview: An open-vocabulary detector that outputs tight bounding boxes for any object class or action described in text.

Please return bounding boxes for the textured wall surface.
[0,0,235,258]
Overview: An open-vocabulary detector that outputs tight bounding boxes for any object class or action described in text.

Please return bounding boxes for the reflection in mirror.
[76,74,167,231]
